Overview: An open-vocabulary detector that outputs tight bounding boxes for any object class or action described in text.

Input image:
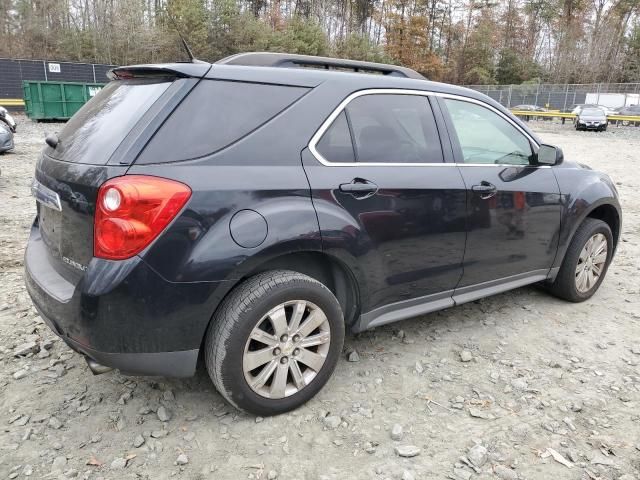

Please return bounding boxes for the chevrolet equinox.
[25,53,622,415]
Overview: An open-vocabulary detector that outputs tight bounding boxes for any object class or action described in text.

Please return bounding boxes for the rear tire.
[547,218,613,302]
[204,270,345,416]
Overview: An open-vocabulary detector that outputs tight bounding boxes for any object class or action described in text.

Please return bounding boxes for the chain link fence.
[466,83,640,111]
[0,58,116,109]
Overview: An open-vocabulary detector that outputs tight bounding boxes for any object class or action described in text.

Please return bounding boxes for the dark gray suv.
[25,53,621,415]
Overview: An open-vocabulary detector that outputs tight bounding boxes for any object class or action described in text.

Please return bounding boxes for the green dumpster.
[22,81,106,121]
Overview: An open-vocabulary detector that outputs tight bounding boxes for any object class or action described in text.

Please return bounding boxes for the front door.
[302,92,467,316]
[437,97,562,297]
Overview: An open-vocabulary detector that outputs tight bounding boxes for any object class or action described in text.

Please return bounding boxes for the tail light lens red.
[94,175,191,260]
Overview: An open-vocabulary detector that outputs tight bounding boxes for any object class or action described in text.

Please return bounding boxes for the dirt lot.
[1,116,639,480]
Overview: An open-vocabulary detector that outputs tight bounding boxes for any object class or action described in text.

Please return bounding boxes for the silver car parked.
[0,106,16,153]
[0,123,14,153]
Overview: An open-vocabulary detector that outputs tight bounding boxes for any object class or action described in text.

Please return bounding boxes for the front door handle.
[471,181,497,199]
[339,178,378,199]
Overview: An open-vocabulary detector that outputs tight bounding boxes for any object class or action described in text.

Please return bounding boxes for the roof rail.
[216,52,426,80]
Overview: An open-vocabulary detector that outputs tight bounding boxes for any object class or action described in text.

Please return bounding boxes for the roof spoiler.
[216,52,426,80]
[108,63,211,80]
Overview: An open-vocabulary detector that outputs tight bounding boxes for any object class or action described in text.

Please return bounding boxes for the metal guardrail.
[510,110,640,124]
[1,98,25,107]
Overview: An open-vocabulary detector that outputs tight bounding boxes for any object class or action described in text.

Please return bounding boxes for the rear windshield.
[136,80,309,164]
[48,79,171,164]
[582,108,604,116]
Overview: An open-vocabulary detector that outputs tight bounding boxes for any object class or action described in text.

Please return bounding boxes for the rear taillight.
[94,175,191,260]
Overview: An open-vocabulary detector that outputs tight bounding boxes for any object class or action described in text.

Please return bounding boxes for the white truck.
[585,92,639,109]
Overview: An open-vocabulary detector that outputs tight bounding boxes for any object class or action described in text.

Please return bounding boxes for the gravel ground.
[1,116,639,480]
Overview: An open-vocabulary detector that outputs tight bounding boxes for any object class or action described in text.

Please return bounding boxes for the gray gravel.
[1,115,639,479]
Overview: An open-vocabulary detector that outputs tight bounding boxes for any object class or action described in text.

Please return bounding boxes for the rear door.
[437,97,561,300]
[303,92,467,319]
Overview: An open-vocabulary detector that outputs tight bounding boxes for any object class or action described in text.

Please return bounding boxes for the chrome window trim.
[307,88,543,168]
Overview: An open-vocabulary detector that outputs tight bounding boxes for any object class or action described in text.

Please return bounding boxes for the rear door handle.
[339,178,378,199]
[471,181,497,199]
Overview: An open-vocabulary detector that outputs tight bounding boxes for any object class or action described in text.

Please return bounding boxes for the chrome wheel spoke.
[576,269,587,291]
[244,347,276,372]
[592,252,607,264]
[296,348,325,372]
[583,238,592,256]
[300,331,330,348]
[270,362,289,397]
[289,301,306,333]
[250,328,278,347]
[296,309,327,338]
[592,236,606,256]
[269,306,288,337]
[252,359,278,389]
[290,360,306,389]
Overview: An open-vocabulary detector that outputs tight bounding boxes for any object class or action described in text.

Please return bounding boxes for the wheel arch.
[239,251,361,329]
[585,203,620,251]
[199,250,362,355]
[554,199,621,273]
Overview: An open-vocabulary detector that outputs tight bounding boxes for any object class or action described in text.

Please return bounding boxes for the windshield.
[581,108,604,116]
[48,79,171,164]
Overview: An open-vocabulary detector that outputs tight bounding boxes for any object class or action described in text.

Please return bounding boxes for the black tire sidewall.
[216,278,344,416]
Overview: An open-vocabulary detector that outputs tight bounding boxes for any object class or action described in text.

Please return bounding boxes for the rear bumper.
[24,222,227,377]
[35,304,198,376]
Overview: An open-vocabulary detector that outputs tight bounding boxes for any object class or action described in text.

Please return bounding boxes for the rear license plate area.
[38,205,63,255]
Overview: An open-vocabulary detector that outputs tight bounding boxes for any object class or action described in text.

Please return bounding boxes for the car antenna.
[168,16,204,64]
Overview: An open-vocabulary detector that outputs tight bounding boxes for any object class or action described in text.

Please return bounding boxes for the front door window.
[443,99,533,165]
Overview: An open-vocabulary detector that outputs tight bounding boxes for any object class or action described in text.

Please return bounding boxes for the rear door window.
[348,94,443,163]
[48,80,172,164]
[315,111,355,163]
[137,80,309,163]
[314,93,444,164]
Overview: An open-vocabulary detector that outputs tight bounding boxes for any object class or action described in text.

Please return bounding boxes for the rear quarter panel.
[127,161,322,283]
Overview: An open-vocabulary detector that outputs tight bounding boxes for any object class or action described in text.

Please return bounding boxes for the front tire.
[547,218,613,302]
[205,270,345,416]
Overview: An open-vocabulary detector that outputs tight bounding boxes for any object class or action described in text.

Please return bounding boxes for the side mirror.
[537,144,563,166]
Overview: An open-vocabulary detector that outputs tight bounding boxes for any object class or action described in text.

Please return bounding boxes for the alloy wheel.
[575,233,608,293]
[243,300,331,399]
